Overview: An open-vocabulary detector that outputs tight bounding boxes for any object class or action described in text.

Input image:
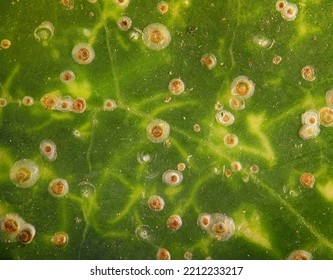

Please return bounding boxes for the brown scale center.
[24,98,32,105]
[157,249,170,260]
[19,230,33,243]
[73,99,86,112]
[235,82,249,95]
[170,175,178,183]
[287,8,294,15]
[278,3,285,9]
[212,222,226,234]
[171,80,183,92]
[168,218,180,229]
[15,168,32,183]
[62,72,72,81]
[202,217,209,226]
[52,233,68,248]
[44,145,52,153]
[321,110,333,124]
[292,253,309,260]
[202,56,214,67]
[42,95,57,109]
[77,48,90,61]
[149,29,164,44]
[4,219,19,233]
[61,101,70,109]
[51,181,65,195]
[151,125,163,138]
[151,198,161,209]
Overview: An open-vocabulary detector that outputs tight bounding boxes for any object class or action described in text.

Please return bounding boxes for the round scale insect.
[72,43,95,65]
[231,76,255,99]
[40,139,57,161]
[48,178,69,198]
[10,159,40,188]
[281,3,298,21]
[215,109,235,126]
[147,195,165,211]
[166,215,182,231]
[197,213,211,230]
[168,78,185,95]
[300,173,315,189]
[142,23,171,51]
[17,223,36,244]
[51,232,69,248]
[156,248,171,260]
[288,249,312,260]
[201,53,217,70]
[162,170,183,186]
[146,119,170,143]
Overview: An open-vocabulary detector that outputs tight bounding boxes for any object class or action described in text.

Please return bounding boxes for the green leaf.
[1,0,333,260]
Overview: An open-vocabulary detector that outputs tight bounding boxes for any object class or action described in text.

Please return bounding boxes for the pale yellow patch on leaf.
[317,181,333,202]
[234,206,272,250]
[67,81,92,99]
[247,114,276,165]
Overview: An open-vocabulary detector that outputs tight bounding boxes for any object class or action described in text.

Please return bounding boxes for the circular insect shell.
[0,213,25,239]
[301,109,319,126]
[319,106,333,127]
[48,178,69,198]
[1,39,11,49]
[288,249,312,260]
[301,65,316,81]
[0,98,7,108]
[231,161,242,172]
[168,78,185,95]
[72,97,87,113]
[281,3,298,21]
[177,162,186,172]
[72,43,95,65]
[197,213,211,230]
[156,248,171,260]
[250,165,259,174]
[40,139,57,161]
[224,134,239,148]
[40,93,59,110]
[231,76,255,99]
[51,232,69,248]
[215,109,235,126]
[201,53,217,70]
[166,215,182,231]
[275,0,287,12]
[117,16,132,31]
[17,223,36,244]
[147,195,165,211]
[60,0,74,10]
[10,159,40,188]
[299,124,320,140]
[229,96,245,111]
[60,70,75,84]
[208,213,235,241]
[22,96,34,106]
[300,173,315,189]
[162,170,183,186]
[157,1,169,15]
[146,119,170,143]
[56,96,74,112]
[114,0,130,8]
[142,23,171,51]
[103,99,117,111]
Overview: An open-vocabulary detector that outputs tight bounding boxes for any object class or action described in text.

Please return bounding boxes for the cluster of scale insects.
[0,0,319,260]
